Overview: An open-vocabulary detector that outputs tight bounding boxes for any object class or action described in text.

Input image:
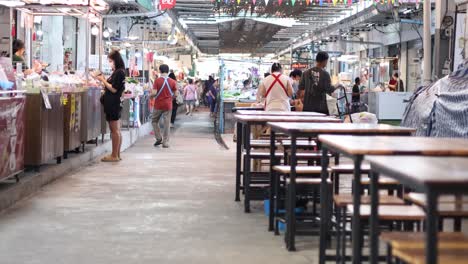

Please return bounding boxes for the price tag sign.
[40,89,52,109]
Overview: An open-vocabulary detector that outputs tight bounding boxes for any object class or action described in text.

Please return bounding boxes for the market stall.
[24,92,64,169]
[12,1,108,160]
[81,86,101,147]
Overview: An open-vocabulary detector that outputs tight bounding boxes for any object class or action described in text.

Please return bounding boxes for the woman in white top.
[257,63,294,111]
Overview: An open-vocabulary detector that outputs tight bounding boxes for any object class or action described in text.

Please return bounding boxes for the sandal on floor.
[101,155,120,162]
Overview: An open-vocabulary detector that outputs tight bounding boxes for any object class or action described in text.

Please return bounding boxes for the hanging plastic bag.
[326,94,338,116]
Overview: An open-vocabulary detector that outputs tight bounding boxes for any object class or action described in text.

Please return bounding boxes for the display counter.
[368,92,412,120]
[63,92,83,154]
[81,87,101,146]
[24,93,64,168]
[0,97,26,181]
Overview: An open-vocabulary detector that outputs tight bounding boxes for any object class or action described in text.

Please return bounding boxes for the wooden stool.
[337,205,426,264]
[392,247,468,264]
[405,193,468,231]
[272,165,331,237]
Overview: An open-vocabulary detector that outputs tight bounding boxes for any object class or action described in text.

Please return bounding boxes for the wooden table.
[236,110,326,116]
[318,135,468,264]
[267,124,415,254]
[233,115,341,212]
[366,156,468,264]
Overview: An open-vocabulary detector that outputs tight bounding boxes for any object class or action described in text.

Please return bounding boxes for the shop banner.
[160,0,176,10]
[0,97,25,180]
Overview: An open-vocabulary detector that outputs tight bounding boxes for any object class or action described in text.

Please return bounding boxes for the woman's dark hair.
[108,50,125,70]
[316,51,329,63]
[188,79,193,84]
[290,69,302,78]
[13,39,25,54]
[355,77,361,83]
[168,72,176,81]
[393,72,399,78]
[271,62,282,72]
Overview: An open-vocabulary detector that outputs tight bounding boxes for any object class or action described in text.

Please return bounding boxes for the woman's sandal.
[101,155,120,162]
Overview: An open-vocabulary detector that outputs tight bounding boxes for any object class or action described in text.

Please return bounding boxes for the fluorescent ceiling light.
[0,1,25,7]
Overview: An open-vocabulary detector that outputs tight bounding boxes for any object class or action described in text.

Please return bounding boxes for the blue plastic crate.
[264,199,305,216]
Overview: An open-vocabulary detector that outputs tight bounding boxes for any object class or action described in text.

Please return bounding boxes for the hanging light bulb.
[103,29,110,38]
[91,25,99,36]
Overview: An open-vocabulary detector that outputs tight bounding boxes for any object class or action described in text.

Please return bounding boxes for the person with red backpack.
[257,63,294,112]
[150,64,178,148]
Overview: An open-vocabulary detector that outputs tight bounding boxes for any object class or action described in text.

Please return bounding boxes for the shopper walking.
[184,79,197,116]
[151,64,178,148]
[206,79,218,117]
[95,50,126,162]
[169,72,179,127]
[352,77,361,113]
[298,51,335,115]
[257,62,293,112]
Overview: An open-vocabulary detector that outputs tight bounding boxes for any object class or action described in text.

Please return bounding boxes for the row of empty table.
[233,109,468,264]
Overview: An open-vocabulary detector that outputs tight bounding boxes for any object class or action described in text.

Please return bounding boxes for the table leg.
[370,171,380,264]
[352,155,364,264]
[244,123,252,213]
[269,130,277,231]
[235,122,243,202]
[319,147,330,264]
[426,191,438,264]
[286,134,297,251]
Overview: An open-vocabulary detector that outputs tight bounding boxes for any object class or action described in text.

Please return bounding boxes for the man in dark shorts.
[298,51,335,115]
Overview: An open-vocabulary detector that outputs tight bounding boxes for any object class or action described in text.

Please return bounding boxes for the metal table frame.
[367,159,468,264]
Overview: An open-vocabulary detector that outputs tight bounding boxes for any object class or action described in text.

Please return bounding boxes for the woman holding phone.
[94,50,126,162]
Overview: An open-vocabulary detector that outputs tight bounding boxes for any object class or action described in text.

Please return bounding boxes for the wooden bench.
[404,193,468,231]
[392,247,468,264]
[405,193,468,206]
[333,194,405,208]
[346,204,425,221]
[330,164,371,173]
[273,165,329,175]
[381,231,468,249]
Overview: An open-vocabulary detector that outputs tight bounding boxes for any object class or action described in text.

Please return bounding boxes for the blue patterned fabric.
[401,59,468,137]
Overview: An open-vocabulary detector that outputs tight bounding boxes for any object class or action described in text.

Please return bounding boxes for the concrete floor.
[0,111,319,264]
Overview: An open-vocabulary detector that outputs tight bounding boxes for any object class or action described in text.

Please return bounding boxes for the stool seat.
[247,151,284,159]
[381,232,468,249]
[286,178,331,185]
[333,194,404,208]
[273,165,329,174]
[246,152,332,160]
[405,193,468,206]
[346,205,425,221]
[361,176,400,185]
[392,247,468,264]
[282,140,317,147]
[330,164,371,173]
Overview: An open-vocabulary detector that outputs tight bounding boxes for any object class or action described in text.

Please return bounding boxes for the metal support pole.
[466,4,468,59]
[218,60,225,134]
[9,8,13,58]
[98,17,103,72]
[85,9,90,79]
[423,0,432,84]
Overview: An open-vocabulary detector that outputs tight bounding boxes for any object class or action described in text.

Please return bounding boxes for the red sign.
[292,63,308,70]
[160,0,176,10]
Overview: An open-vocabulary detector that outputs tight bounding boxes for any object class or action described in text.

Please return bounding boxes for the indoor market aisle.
[0,111,318,264]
